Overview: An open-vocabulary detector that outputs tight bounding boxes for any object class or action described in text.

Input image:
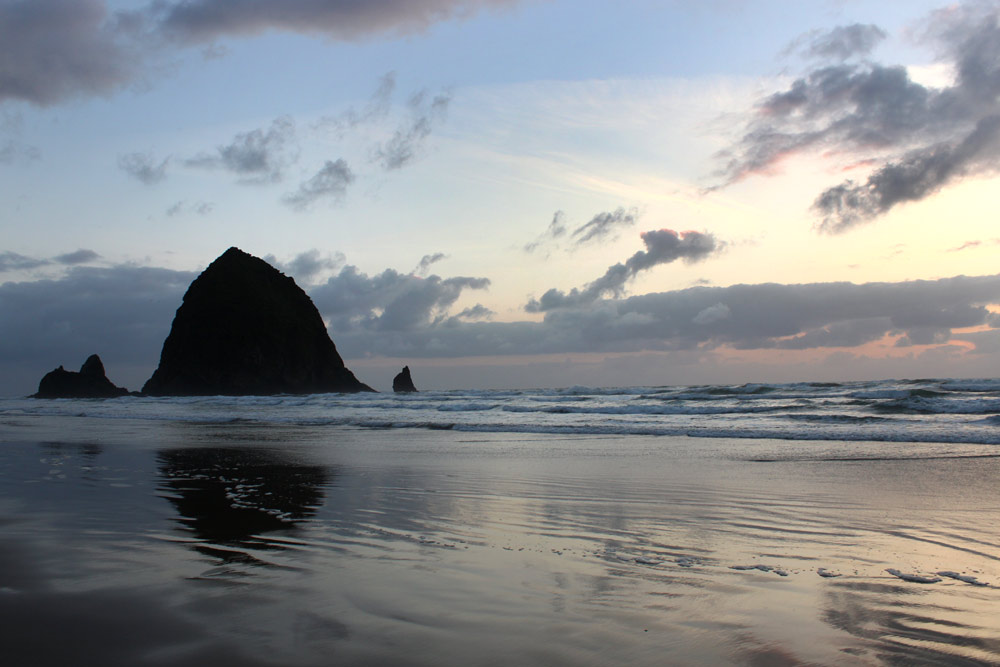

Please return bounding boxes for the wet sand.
[1,416,999,665]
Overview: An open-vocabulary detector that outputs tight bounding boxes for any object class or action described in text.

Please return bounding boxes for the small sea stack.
[392,366,418,393]
[142,247,373,396]
[33,354,130,398]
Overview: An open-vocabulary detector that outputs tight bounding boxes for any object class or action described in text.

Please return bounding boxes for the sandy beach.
[1,413,998,666]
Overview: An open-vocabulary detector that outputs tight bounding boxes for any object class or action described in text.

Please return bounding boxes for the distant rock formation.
[33,354,130,398]
[392,366,418,393]
[142,247,373,396]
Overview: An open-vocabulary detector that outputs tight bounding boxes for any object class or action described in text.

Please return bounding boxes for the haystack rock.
[392,366,418,393]
[142,247,373,396]
[33,354,130,398]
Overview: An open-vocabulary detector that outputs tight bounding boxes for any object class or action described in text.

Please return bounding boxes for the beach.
[2,397,999,666]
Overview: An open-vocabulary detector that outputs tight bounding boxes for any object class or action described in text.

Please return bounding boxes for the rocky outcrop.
[392,366,418,393]
[142,247,373,396]
[33,354,130,398]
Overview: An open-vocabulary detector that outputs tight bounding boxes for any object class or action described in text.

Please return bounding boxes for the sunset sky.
[3,0,1000,394]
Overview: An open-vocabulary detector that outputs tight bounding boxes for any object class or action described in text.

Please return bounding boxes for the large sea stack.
[142,247,373,396]
[33,354,130,398]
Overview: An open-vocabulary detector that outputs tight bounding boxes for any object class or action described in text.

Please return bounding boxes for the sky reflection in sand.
[1,418,998,665]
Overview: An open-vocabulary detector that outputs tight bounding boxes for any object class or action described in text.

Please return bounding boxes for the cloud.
[310,264,490,333]
[525,207,638,253]
[0,138,40,164]
[53,249,100,265]
[283,159,354,209]
[570,206,639,245]
[165,200,214,217]
[692,302,730,325]
[0,113,40,164]
[327,273,1000,361]
[0,252,49,272]
[526,229,721,312]
[118,151,169,185]
[452,303,493,320]
[524,211,568,253]
[371,90,451,170]
[789,23,887,62]
[0,0,144,106]
[716,4,1000,232]
[1,2,520,111]
[0,249,99,272]
[414,252,447,276]
[318,72,396,136]
[0,264,196,392]
[813,114,1000,233]
[263,249,346,285]
[151,0,520,43]
[186,116,297,183]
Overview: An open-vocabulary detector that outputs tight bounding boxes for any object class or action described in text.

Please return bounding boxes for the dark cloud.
[328,273,1000,361]
[310,264,490,333]
[53,249,100,265]
[813,114,1000,233]
[716,4,1000,232]
[371,90,450,170]
[0,265,195,393]
[118,151,169,185]
[283,159,354,209]
[0,2,516,110]
[526,229,721,312]
[263,249,346,285]
[0,0,144,106]
[790,24,887,62]
[414,252,447,276]
[151,0,519,43]
[186,116,297,184]
[570,206,639,245]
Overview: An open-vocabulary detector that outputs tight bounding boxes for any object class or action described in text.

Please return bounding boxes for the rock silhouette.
[142,247,373,396]
[392,366,418,393]
[33,354,130,398]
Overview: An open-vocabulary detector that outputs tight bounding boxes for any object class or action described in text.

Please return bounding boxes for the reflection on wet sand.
[822,580,1000,665]
[156,447,331,566]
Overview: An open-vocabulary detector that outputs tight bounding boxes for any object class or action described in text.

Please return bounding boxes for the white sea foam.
[937,571,989,586]
[886,568,942,584]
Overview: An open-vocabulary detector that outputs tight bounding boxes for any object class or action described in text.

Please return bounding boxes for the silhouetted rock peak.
[393,366,418,393]
[80,354,106,378]
[33,354,129,398]
[142,246,374,396]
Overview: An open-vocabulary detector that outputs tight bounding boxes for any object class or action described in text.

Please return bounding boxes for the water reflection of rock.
[156,448,331,560]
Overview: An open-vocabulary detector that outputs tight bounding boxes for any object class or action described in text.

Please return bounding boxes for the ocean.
[2,378,999,665]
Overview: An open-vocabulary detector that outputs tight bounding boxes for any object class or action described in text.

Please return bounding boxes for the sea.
[4,376,1000,446]
[2,378,999,666]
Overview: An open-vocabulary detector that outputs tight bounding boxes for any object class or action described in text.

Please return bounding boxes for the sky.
[3,0,1000,394]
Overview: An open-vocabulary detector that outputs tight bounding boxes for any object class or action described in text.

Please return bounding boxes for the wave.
[873,397,1000,415]
[5,376,1000,445]
[501,403,806,416]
